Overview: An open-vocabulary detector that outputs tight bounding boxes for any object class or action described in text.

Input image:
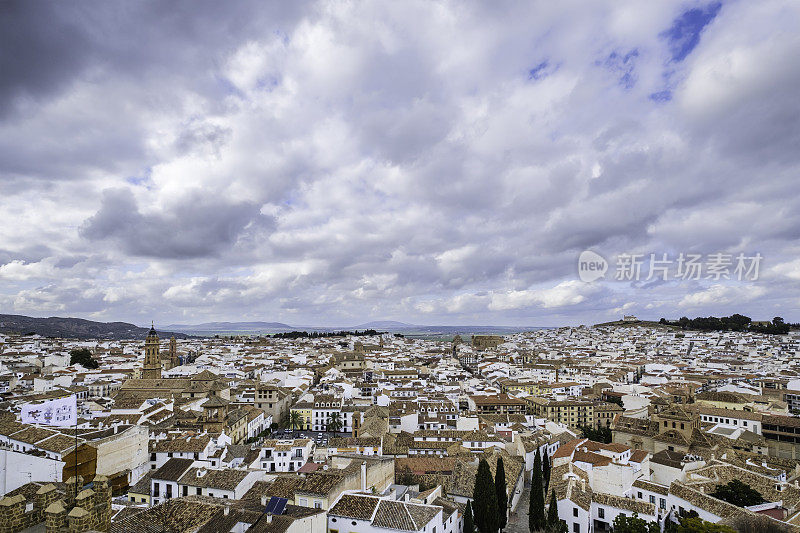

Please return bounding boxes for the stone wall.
[0,475,111,533]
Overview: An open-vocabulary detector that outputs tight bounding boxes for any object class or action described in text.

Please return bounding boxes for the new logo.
[578,250,607,282]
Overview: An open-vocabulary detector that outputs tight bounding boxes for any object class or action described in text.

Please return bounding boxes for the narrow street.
[505,485,531,533]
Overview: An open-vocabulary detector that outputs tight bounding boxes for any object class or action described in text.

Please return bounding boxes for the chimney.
[261,495,267,506]
[580,479,586,492]
[265,515,273,523]
[224,506,230,516]
[361,461,367,491]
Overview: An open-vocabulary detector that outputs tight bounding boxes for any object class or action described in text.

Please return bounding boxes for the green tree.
[464,500,475,533]
[665,515,736,533]
[530,450,545,532]
[495,457,508,531]
[710,479,765,507]
[326,412,343,434]
[610,513,659,533]
[542,450,551,492]
[545,489,565,533]
[473,459,500,533]
[69,348,99,369]
[289,410,303,431]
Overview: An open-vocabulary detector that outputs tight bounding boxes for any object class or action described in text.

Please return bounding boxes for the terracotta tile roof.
[573,450,612,467]
[178,467,251,491]
[373,500,440,531]
[109,497,224,533]
[593,492,655,515]
[632,479,669,495]
[295,472,345,496]
[328,494,381,520]
[35,433,79,454]
[263,476,302,499]
[153,434,211,453]
[396,457,458,474]
[9,425,58,444]
[152,458,195,482]
[629,449,648,463]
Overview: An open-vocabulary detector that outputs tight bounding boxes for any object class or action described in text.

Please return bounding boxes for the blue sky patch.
[528,61,549,81]
[602,49,639,90]
[663,2,722,62]
[649,90,672,102]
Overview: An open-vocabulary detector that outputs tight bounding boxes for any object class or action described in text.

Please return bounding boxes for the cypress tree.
[495,457,508,531]
[464,500,475,533]
[546,489,561,531]
[542,449,551,492]
[530,450,546,532]
[474,459,500,533]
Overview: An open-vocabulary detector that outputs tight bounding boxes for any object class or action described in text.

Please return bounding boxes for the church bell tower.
[142,322,162,379]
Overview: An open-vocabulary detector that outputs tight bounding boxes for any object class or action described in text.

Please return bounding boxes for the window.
[573,508,578,517]
[660,498,666,510]
[649,495,655,504]
[637,492,642,499]
[573,524,580,533]
[153,483,160,497]
[196,487,202,495]
[183,486,188,496]
[598,508,604,519]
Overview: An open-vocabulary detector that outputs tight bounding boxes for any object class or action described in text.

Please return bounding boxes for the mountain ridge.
[0,314,191,340]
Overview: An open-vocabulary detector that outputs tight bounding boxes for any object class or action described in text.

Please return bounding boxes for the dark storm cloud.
[0,2,93,116]
[80,189,268,259]
[0,245,51,265]
[0,0,310,116]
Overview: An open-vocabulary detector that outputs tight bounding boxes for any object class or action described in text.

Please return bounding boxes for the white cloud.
[679,284,767,308]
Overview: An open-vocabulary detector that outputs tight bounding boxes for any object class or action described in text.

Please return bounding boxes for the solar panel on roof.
[272,497,288,515]
[264,496,288,515]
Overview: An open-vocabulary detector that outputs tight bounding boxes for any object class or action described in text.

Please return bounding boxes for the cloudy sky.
[1,0,799,327]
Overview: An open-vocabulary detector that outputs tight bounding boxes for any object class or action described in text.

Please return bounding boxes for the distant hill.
[352,321,415,329]
[166,321,292,333]
[594,319,676,329]
[0,314,190,340]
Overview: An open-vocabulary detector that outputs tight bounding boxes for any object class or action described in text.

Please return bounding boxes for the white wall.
[0,449,64,494]
[557,497,590,533]
[95,425,149,483]
[456,417,479,431]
